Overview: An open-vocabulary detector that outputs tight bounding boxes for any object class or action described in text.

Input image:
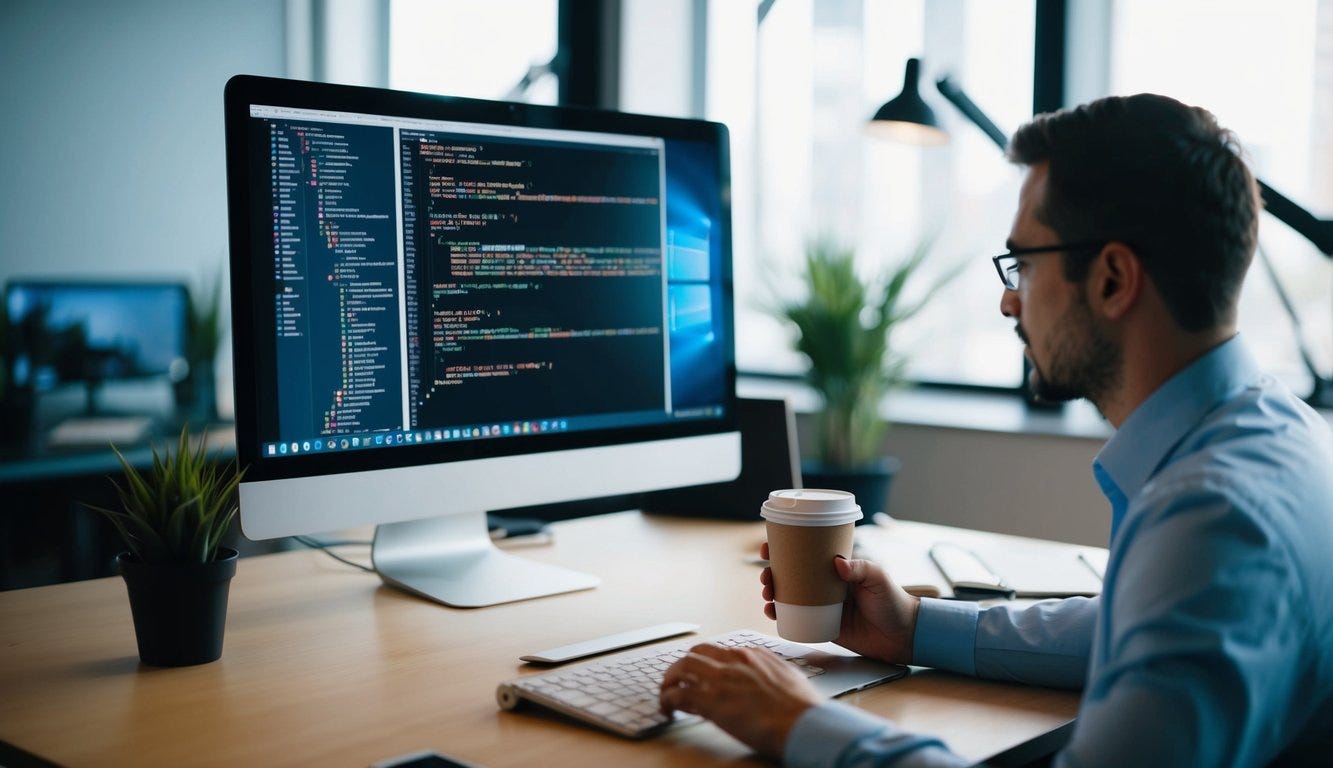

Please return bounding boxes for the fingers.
[760,567,774,602]
[660,654,714,691]
[660,646,728,714]
[658,642,822,758]
[660,643,788,712]
[834,555,891,592]
[759,541,769,560]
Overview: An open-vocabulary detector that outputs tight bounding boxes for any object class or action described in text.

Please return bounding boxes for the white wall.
[2,0,289,418]
[0,0,287,287]
[882,424,1109,547]
[789,413,1109,548]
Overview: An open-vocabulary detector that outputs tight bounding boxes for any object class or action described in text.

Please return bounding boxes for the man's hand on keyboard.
[759,542,921,665]
[658,642,822,759]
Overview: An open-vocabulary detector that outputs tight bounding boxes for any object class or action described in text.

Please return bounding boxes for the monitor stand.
[370,511,600,607]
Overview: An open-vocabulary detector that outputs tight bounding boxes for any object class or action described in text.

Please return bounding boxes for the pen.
[1077,551,1106,581]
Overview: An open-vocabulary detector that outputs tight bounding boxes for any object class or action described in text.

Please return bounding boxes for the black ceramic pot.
[117,547,238,667]
[800,456,902,524]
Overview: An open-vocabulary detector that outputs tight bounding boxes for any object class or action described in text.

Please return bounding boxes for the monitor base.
[371,513,599,608]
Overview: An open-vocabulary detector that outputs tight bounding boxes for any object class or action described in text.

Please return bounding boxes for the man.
[658,94,1333,766]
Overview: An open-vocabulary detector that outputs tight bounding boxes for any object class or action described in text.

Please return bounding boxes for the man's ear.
[1088,242,1143,320]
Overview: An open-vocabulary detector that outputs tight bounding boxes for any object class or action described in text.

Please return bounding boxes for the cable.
[293,535,375,573]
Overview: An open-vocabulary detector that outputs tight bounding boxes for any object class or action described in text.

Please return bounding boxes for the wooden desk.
[0,512,1079,767]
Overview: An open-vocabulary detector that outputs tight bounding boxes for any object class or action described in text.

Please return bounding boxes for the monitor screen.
[224,76,740,606]
[3,280,187,393]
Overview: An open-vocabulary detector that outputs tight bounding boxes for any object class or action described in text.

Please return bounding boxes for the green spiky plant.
[773,236,950,469]
[87,427,245,563]
[185,270,224,371]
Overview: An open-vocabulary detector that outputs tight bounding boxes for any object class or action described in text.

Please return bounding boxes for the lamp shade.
[865,58,949,145]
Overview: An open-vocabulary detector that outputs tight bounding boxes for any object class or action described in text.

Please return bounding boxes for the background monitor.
[224,75,740,607]
[3,280,188,416]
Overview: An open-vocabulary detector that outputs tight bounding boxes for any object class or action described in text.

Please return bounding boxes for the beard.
[1017,293,1120,405]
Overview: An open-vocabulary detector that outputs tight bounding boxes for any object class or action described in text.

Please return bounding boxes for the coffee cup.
[760,489,862,642]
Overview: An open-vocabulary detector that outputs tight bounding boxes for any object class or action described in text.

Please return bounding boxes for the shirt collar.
[1093,335,1262,509]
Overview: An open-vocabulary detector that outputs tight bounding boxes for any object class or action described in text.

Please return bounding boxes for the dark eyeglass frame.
[991,241,1108,291]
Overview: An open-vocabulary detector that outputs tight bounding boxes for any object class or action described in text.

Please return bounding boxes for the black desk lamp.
[868,60,1333,408]
[865,58,949,145]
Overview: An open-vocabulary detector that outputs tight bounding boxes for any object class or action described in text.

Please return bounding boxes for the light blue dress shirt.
[786,337,1333,767]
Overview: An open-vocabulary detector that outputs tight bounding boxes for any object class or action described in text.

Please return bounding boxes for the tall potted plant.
[86,427,245,666]
[175,271,225,425]
[772,236,947,517]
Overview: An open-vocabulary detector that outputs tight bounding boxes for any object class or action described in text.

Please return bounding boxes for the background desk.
[0,512,1080,767]
[0,424,242,588]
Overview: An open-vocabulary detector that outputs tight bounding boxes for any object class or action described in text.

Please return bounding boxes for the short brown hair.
[1007,94,1259,332]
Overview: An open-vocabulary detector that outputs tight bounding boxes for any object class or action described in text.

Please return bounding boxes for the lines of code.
[400,131,670,426]
[268,120,403,438]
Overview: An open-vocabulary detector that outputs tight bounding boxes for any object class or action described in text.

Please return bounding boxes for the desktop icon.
[482,426,491,437]
[376,435,384,445]
[267,444,276,455]
[303,441,311,451]
[502,425,511,436]
[560,420,568,430]
[290,442,299,453]
[352,437,360,447]
[341,439,350,449]
[541,421,549,431]
[435,430,443,440]
[279,443,288,454]
[453,429,461,439]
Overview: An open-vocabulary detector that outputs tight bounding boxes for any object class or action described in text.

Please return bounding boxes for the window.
[1098,0,1333,396]
[387,1,1332,399]
[389,0,559,103]
[708,0,1036,387]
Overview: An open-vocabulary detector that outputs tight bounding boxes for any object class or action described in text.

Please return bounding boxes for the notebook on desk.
[854,525,1106,600]
[930,542,1104,599]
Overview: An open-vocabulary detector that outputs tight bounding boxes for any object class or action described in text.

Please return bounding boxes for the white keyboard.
[496,629,825,738]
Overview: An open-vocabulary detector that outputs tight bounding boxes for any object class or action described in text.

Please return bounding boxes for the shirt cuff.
[785,701,894,768]
[912,597,980,675]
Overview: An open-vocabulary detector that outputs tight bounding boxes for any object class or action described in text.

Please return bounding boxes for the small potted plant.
[87,427,245,666]
[771,236,949,517]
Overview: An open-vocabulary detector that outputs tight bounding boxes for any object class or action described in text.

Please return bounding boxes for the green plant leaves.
[84,425,245,564]
[773,235,953,468]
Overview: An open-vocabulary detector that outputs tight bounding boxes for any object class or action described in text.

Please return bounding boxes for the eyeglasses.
[991,241,1108,291]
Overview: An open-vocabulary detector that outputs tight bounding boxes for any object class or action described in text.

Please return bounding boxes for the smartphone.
[370,750,481,768]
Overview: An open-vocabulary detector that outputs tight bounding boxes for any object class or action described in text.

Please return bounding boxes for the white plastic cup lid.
[760,488,862,526]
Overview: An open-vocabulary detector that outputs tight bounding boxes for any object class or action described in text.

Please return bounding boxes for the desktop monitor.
[3,280,188,416]
[223,75,740,607]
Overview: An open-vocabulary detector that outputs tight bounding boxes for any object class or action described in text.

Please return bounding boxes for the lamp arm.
[934,76,1009,151]
[1257,181,1333,257]
[504,56,557,102]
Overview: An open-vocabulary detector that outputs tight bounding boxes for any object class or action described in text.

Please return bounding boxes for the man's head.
[1000,94,1260,407]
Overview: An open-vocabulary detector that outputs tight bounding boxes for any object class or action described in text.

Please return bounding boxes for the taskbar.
[262,405,724,458]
